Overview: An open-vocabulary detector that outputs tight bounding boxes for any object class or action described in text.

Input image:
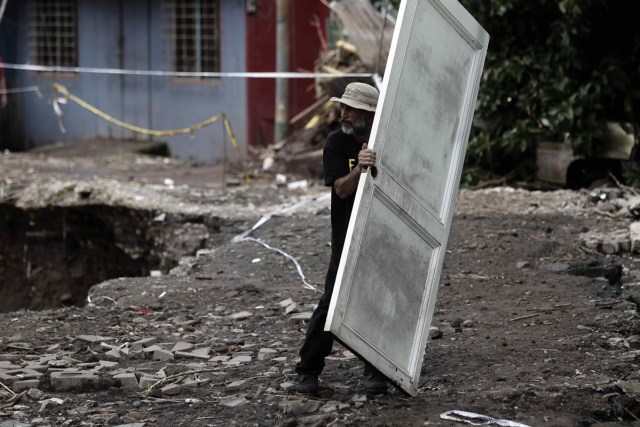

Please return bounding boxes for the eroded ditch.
[0,203,221,313]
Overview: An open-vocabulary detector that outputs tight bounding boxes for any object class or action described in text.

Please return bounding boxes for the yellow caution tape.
[52,82,250,184]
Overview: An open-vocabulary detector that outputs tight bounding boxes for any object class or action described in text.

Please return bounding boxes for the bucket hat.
[330,82,379,112]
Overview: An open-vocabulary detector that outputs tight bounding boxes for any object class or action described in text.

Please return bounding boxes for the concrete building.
[0,0,328,163]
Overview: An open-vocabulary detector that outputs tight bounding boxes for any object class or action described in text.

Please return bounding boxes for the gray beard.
[341,119,368,136]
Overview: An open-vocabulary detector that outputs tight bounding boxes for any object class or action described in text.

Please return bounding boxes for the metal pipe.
[273,0,289,144]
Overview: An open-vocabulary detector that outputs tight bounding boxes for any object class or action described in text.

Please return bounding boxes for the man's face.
[340,104,372,136]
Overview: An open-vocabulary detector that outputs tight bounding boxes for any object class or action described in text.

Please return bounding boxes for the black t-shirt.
[323,130,362,259]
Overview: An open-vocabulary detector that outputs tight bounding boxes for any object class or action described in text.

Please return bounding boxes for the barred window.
[30,0,78,68]
[166,0,221,76]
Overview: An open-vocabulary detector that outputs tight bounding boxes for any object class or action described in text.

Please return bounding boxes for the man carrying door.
[293,82,389,395]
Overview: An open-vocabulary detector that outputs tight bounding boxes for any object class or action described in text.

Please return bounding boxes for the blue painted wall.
[0,0,247,163]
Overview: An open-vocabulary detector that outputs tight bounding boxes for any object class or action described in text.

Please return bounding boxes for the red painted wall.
[246,0,329,147]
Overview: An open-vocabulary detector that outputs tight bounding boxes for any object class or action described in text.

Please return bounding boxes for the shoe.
[291,375,319,395]
[364,371,388,395]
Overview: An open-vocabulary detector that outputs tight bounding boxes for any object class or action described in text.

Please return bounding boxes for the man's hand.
[334,143,378,199]
[357,143,376,172]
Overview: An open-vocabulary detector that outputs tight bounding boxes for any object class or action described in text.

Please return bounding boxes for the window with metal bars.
[30,0,78,68]
[166,0,221,76]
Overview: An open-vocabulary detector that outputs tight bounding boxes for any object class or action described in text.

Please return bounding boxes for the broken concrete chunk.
[153,349,175,362]
[50,371,99,392]
[113,373,139,389]
[228,311,253,320]
[278,298,294,307]
[76,335,114,343]
[226,379,250,391]
[285,303,300,314]
[223,355,252,365]
[161,383,182,396]
[171,342,194,353]
[290,312,313,321]
[12,379,41,392]
[219,395,248,407]
[257,348,277,361]
[0,368,44,386]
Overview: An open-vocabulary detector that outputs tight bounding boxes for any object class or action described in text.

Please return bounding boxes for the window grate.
[29,0,78,68]
[165,0,221,75]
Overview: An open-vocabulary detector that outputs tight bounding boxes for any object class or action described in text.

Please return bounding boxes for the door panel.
[325,0,489,396]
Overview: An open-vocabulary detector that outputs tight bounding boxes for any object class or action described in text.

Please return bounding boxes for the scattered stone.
[226,379,250,391]
[285,303,300,314]
[257,348,277,361]
[516,261,530,269]
[76,335,114,343]
[142,345,163,354]
[219,395,248,407]
[130,337,158,353]
[171,342,194,352]
[224,355,252,365]
[229,311,252,320]
[280,382,295,391]
[161,383,182,396]
[210,356,231,363]
[430,327,443,340]
[153,349,174,362]
[26,388,45,400]
[278,298,294,307]
[99,360,119,369]
[290,312,313,321]
[137,375,161,389]
[113,373,139,389]
[462,319,475,328]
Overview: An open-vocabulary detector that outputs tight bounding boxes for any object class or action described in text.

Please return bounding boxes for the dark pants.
[295,254,376,377]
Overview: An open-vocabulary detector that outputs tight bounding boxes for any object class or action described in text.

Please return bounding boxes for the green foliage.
[457,0,640,185]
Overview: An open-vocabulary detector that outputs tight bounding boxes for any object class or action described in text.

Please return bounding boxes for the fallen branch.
[145,367,234,394]
[595,300,623,309]
[509,313,539,322]
[609,173,640,197]
[0,391,25,410]
[526,303,572,313]
[0,380,15,396]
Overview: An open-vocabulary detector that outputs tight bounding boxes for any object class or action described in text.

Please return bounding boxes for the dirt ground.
[1,144,640,426]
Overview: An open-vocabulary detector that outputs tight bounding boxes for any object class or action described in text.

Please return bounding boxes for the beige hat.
[330,82,379,112]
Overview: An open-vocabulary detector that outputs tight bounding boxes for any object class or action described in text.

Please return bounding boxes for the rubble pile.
[263,0,395,180]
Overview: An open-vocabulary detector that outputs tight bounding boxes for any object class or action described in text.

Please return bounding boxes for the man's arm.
[334,143,376,199]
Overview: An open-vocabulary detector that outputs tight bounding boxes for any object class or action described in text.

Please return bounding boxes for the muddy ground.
[1,144,640,426]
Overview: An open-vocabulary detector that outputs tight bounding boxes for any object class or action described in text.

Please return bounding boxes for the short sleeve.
[323,133,349,187]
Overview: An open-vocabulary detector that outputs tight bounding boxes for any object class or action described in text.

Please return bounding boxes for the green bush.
[456,0,640,185]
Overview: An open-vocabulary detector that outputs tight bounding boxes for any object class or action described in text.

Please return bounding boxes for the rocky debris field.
[1,148,640,426]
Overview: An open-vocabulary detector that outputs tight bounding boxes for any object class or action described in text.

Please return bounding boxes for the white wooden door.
[325,0,489,396]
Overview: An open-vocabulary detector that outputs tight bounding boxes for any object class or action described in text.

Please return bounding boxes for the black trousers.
[295,254,376,377]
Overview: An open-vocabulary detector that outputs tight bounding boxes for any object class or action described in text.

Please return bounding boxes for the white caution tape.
[440,410,531,427]
[0,86,42,97]
[3,63,375,79]
[231,192,331,292]
[52,97,67,133]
